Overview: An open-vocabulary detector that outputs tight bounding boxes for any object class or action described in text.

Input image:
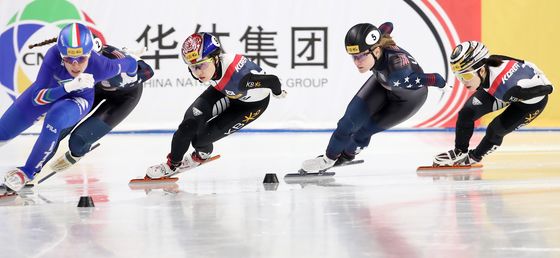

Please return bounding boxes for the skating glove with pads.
[63,73,95,93]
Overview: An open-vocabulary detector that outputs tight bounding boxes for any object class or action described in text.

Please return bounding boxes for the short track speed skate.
[416,163,483,177]
[416,163,484,180]
[25,143,101,188]
[417,163,483,171]
[284,159,364,179]
[335,159,364,167]
[0,186,17,199]
[129,155,221,184]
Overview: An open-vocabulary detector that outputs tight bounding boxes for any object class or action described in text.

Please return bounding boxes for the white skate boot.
[458,150,481,166]
[146,159,180,179]
[145,152,209,179]
[433,149,468,166]
[3,168,30,192]
[301,155,336,173]
[177,151,209,171]
[50,151,82,172]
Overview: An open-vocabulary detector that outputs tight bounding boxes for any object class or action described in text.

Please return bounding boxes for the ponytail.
[28,37,57,49]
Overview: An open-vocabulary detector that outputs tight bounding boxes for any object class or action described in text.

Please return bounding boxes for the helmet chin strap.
[476,67,486,86]
[188,67,202,83]
[370,47,379,71]
[212,58,223,80]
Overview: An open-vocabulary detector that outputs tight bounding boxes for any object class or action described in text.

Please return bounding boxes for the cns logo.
[0,0,105,102]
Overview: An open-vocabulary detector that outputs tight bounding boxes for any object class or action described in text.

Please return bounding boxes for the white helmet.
[450,41,489,74]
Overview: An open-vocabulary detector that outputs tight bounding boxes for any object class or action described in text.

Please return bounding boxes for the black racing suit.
[455,55,553,160]
[168,53,282,165]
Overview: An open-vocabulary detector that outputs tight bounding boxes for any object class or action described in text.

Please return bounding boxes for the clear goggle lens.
[351,51,371,61]
[188,58,213,71]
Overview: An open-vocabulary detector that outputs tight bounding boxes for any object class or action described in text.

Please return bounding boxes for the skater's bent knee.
[486,119,509,139]
[69,133,89,156]
[336,116,357,134]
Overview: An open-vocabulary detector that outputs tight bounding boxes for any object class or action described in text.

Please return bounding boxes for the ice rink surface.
[1,131,560,258]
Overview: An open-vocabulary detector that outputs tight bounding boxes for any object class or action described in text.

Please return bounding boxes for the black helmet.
[345,23,381,55]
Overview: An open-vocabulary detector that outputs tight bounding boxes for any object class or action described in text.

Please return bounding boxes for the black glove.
[239,73,282,95]
[137,60,154,83]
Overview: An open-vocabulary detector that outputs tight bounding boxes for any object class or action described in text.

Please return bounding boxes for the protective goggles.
[61,55,90,64]
[455,67,482,81]
[188,58,214,71]
[350,50,372,61]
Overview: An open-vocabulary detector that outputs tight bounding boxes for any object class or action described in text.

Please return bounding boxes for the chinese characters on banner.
[136,23,328,70]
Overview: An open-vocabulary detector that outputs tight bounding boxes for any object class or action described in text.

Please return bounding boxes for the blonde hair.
[372,34,396,50]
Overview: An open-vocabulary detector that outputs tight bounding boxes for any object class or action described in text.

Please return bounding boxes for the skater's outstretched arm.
[239,73,283,96]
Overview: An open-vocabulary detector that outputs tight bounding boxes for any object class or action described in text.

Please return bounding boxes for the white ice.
[1,131,560,258]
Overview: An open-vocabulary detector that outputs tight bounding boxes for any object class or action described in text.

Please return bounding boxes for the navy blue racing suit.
[326,29,445,160]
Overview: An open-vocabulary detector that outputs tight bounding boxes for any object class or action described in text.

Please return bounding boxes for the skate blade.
[129,177,179,184]
[284,176,335,186]
[284,169,335,180]
[334,159,364,167]
[202,155,221,163]
[0,192,17,198]
[0,191,17,200]
[417,163,483,171]
[416,164,483,177]
[128,181,179,191]
[174,154,221,171]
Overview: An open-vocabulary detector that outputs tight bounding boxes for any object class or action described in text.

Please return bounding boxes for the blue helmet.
[181,32,222,65]
[57,23,94,57]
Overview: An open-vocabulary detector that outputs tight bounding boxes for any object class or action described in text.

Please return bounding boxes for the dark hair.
[28,37,57,49]
[485,55,504,67]
[485,54,526,68]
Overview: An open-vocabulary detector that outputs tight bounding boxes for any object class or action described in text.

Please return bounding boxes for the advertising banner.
[10,0,554,132]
